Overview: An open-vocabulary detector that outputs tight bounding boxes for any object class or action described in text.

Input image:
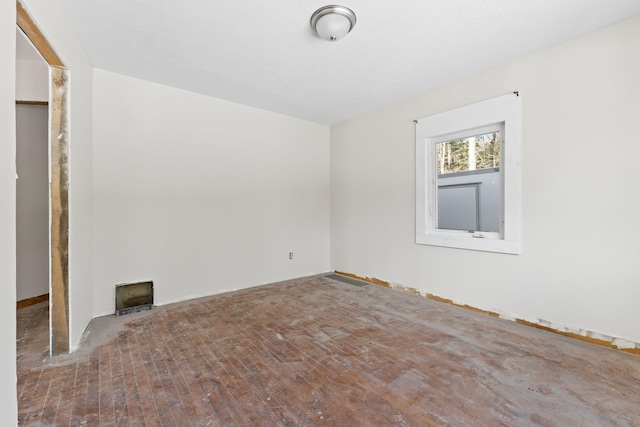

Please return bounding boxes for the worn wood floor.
[17,275,640,426]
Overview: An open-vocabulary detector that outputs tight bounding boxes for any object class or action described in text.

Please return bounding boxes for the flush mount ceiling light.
[310,5,357,42]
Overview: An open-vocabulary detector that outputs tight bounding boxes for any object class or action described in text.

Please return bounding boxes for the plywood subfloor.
[17,275,640,426]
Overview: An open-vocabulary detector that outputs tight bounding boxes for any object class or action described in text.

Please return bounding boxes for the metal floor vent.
[115,281,153,316]
[324,273,370,288]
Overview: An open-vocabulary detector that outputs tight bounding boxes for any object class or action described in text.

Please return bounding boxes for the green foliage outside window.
[436,132,500,175]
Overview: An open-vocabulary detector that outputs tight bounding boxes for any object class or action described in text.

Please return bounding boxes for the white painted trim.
[416,93,521,254]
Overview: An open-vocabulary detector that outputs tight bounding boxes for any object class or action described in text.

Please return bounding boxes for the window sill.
[416,231,520,254]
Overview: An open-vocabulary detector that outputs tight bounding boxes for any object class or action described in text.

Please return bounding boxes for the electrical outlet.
[289,252,294,260]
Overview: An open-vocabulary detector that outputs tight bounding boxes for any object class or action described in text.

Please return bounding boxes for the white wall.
[0,0,18,422]
[15,58,47,102]
[20,0,94,350]
[331,15,640,344]
[16,104,49,301]
[92,69,330,316]
[15,30,49,304]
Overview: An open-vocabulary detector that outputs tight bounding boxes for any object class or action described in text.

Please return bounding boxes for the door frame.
[16,1,70,356]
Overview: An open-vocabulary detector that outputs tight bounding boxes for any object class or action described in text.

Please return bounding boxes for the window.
[436,125,502,233]
[415,93,521,254]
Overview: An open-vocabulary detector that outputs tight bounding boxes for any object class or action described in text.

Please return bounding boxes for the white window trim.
[416,93,521,254]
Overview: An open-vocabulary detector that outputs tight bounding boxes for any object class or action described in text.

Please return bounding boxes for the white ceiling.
[61,0,640,125]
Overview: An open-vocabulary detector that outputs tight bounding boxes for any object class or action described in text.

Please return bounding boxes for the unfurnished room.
[3,0,640,425]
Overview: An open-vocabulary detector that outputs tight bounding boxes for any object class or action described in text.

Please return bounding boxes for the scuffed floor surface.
[17,276,640,426]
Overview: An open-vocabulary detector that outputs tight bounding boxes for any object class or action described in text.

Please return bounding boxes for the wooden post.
[49,67,69,355]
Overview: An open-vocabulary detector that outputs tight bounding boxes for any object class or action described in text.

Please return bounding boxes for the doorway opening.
[16,1,70,356]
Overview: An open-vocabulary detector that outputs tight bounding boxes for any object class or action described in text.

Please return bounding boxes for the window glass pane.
[436,132,500,175]
[438,184,479,231]
[436,131,501,232]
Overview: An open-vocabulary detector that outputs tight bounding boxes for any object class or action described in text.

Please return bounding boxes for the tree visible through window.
[436,131,500,175]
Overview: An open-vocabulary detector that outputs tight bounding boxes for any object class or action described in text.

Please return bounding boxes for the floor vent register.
[324,273,370,288]
[115,281,154,316]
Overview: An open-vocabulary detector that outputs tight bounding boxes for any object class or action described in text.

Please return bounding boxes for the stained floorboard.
[17,275,640,426]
